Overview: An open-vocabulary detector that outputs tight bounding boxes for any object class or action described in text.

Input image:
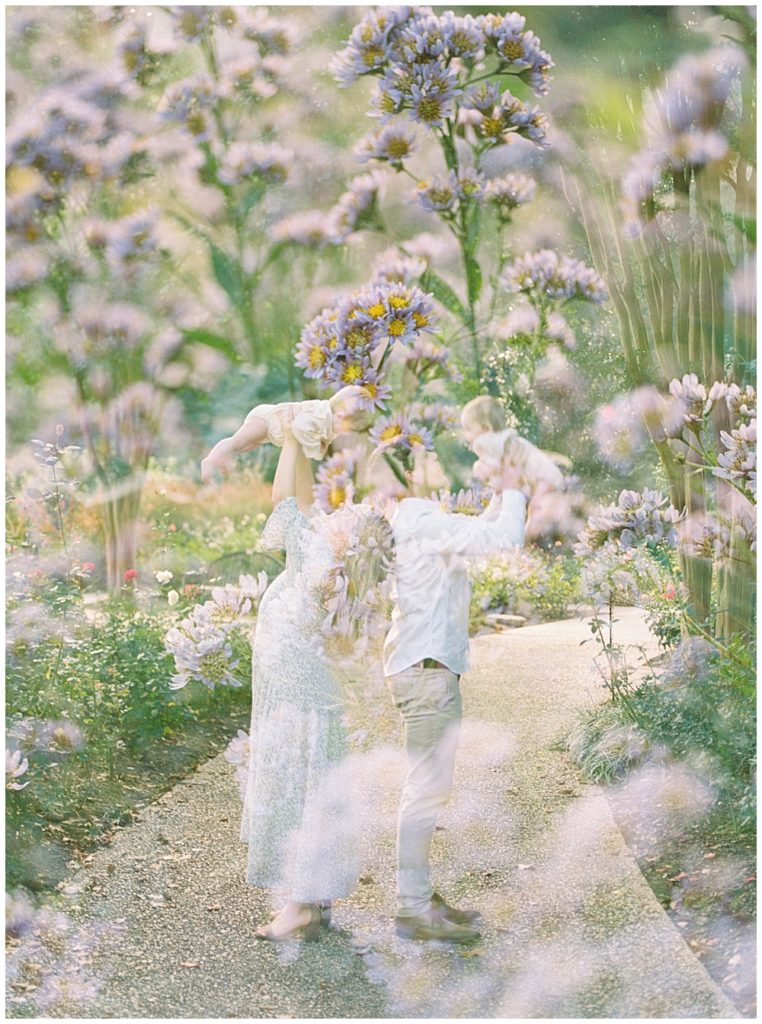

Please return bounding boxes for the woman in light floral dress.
[238,424,361,942]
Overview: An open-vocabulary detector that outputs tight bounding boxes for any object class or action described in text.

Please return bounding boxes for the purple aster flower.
[456,167,486,201]
[331,169,386,235]
[271,210,343,249]
[714,419,756,496]
[296,307,343,379]
[397,12,448,62]
[104,208,161,267]
[218,141,292,185]
[170,6,215,43]
[370,412,411,449]
[315,471,356,513]
[330,8,406,86]
[408,61,460,128]
[371,247,427,285]
[502,249,608,304]
[461,81,501,114]
[414,171,459,213]
[484,173,536,217]
[668,372,708,425]
[354,123,417,167]
[439,11,486,61]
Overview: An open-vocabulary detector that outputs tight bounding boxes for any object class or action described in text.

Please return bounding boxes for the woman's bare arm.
[271,435,301,507]
[293,445,315,514]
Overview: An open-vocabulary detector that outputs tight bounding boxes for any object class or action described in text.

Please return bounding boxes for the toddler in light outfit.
[460,396,565,493]
[201,385,370,482]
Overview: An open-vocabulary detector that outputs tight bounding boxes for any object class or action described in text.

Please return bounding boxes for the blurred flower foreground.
[6,5,756,1017]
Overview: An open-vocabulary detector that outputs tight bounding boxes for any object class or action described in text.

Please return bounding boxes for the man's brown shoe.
[431,891,482,926]
[395,906,481,944]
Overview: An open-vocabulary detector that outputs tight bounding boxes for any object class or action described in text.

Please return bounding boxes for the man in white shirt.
[384,456,532,943]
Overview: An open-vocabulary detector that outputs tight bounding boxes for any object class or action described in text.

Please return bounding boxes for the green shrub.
[565,701,653,783]
[470,547,581,627]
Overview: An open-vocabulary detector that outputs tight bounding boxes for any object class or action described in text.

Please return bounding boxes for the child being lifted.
[460,395,565,495]
[200,384,370,482]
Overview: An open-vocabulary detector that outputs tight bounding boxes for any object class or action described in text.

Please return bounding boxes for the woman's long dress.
[239,497,360,902]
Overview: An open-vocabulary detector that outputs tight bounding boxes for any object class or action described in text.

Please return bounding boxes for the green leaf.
[465,255,483,307]
[420,270,468,323]
[239,183,266,219]
[733,212,756,244]
[181,329,240,363]
[210,243,243,306]
[465,202,481,255]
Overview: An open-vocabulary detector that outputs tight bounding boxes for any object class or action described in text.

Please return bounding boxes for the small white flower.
[167,589,179,606]
[155,570,173,585]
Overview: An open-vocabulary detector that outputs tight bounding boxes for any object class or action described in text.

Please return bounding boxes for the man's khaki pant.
[386,665,462,917]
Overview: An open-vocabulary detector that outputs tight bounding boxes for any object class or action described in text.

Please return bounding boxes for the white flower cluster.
[163,572,268,690]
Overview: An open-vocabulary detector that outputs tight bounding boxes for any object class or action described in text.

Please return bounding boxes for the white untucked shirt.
[383,489,528,677]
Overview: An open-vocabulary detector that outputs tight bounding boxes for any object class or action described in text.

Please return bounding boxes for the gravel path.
[29,607,740,1018]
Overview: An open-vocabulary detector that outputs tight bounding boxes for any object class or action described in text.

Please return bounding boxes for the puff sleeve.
[291,400,335,460]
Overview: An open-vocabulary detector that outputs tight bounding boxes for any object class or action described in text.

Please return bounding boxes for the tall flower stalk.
[331,7,556,382]
[561,23,756,638]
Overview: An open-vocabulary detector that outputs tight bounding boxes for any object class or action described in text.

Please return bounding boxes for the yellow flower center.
[308,346,326,368]
[186,111,207,135]
[388,318,406,336]
[329,482,346,508]
[481,116,504,138]
[500,38,524,62]
[408,432,424,446]
[451,30,472,53]
[342,364,363,383]
[389,294,411,309]
[366,302,386,318]
[413,312,430,327]
[362,45,384,67]
[417,96,443,123]
[386,137,411,159]
[380,424,403,442]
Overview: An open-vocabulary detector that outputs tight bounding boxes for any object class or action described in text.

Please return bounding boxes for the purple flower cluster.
[6,77,139,204]
[715,419,756,498]
[157,73,217,141]
[332,7,553,106]
[314,448,360,513]
[501,248,609,304]
[460,82,550,149]
[621,44,747,234]
[218,141,292,186]
[574,489,682,557]
[295,280,436,405]
[309,502,395,664]
[369,412,434,452]
[272,170,385,249]
[484,172,536,218]
[593,386,686,471]
[435,484,493,515]
[413,168,487,214]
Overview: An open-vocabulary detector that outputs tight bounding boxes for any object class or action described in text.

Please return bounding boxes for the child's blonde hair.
[329,385,373,432]
[460,395,507,435]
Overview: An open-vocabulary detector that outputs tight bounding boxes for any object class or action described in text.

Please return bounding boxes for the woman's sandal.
[256,903,322,943]
[268,900,331,926]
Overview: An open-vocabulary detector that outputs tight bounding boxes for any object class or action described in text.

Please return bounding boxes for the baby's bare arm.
[200,415,269,483]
